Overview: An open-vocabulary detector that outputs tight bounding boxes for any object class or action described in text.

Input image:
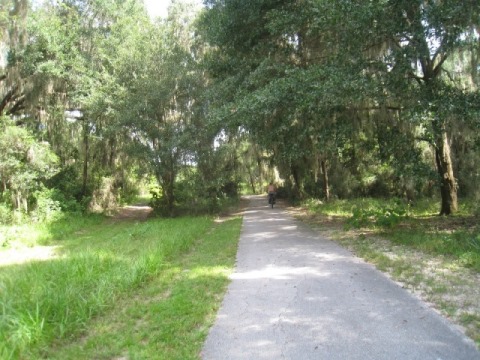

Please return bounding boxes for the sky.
[144,0,203,19]
[144,0,170,18]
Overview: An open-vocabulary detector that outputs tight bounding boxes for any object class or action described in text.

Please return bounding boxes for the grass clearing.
[292,197,480,348]
[0,214,104,248]
[0,214,242,359]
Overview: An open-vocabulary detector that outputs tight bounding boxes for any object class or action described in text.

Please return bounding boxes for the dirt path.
[111,205,153,221]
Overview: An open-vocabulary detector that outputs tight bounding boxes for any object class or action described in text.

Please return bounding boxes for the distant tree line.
[0,0,479,221]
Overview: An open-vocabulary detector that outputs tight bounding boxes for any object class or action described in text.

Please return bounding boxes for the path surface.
[201,196,480,360]
[112,204,152,221]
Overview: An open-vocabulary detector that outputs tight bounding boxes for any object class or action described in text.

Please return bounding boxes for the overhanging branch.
[351,105,403,112]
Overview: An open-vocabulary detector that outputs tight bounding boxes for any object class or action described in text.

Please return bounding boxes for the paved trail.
[201,196,480,360]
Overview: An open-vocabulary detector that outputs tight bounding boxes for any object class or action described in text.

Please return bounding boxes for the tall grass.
[303,197,480,271]
[0,216,214,359]
[0,214,104,248]
[42,216,242,360]
[388,228,480,271]
[304,197,477,218]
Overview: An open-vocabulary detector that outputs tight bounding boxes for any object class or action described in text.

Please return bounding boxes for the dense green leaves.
[199,0,480,212]
[0,116,58,213]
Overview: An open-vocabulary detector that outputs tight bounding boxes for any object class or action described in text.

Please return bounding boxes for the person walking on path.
[202,195,480,360]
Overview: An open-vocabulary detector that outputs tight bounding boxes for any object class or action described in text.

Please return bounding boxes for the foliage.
[149,177,241,217]
[305,197,413,230]
[305,196,480,271]
[199,0,480,214]
[0,203,12,225]
[45,166,84,212]
[0,116,59,213]
[0,213,103,249]
[2,0,480,218]
[389,228,480,272]
[30,187,62,223]
[37,216,241,359]
[346,200,409,229]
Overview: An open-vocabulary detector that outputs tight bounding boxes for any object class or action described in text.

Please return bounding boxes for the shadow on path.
[202,196,480,360]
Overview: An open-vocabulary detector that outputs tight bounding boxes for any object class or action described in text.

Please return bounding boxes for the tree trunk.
[247,167,256,194]
[257,157,264,188]
[82,122,89,196]
[161,166,175,217]
[321,159,330,201]
[434,130,458,215]
[291,165,304,199]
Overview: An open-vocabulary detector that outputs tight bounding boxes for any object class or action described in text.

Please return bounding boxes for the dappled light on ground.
[0,245,60,267]
[202,196,480,360]
[230,264,332,281]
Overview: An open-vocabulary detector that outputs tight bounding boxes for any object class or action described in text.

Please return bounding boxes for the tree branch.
[443,68,455,82]
[406,71,424,85]
[0,86,19,115]
[7,94,26,116]
[432,52,449,78]
[351,105,404,112]
[415,136,434,146]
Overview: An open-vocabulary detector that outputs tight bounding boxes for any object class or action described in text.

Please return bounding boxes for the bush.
[149,187,171,216]
[346,199,408,229]
[31,188,62,223]
[0,203,13,224]
[46,165,84,212]
[89,177,119,214]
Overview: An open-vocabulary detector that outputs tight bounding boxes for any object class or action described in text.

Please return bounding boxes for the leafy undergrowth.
[292,197,480,348]
[0,215,242,359]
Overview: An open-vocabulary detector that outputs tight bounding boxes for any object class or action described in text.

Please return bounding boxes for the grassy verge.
[0,215,242,359]
[0,214,104,248]
[293,197,480,347]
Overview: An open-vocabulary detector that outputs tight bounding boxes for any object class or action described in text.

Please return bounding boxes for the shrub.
[346,199,408,229]
[149,187,176,216]
[31,188,62,223]
[0,203,13,225]
[46,166,84,212]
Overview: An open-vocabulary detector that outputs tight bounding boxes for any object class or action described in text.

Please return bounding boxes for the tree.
[200,0,480,214]
[116,1,202,215]
[18,0,150,209]
[0,116,58,212]
[378,1,479,214]
[0,0,28,117]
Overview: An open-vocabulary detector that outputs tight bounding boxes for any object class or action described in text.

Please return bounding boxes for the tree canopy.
[0,0,479,220]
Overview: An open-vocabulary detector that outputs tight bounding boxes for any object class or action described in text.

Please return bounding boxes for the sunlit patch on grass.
[0,213,242,359]
[0,245,61,267]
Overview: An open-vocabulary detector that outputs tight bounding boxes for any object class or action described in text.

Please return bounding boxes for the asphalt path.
[201,195,480,360]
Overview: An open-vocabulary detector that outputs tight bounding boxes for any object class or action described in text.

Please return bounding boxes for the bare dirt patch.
[111,205,153,221]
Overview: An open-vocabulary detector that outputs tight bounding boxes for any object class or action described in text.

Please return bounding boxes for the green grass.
[0,215,242,359]
[386,228,480,271]
[303,197,480,271]
[0,214,104,248]
[303,197,458,218]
